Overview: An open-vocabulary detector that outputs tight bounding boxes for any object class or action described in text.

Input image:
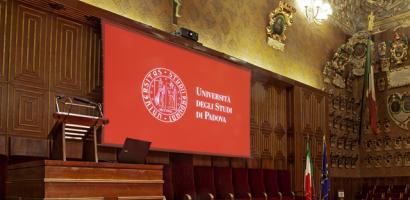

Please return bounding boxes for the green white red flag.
[364,38,377,134]
[305,141,313,200]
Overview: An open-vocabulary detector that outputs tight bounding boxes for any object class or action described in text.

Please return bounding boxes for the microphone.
[73,97,96,105]
[56,94,65,99]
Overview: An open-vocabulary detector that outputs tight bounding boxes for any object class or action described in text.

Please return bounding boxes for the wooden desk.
[6,160,164,200]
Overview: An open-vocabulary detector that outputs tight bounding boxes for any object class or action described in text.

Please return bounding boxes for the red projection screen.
[102,21,251,157]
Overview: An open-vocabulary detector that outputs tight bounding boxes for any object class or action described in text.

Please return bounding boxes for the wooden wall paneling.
[8,84,49,137]
[9,0,50,89]
[0,0,9,82]
[292,86,304,196]
[359,176,410,186]
[330,177,360,200]
[250,117,259,158]
[145,151,169,165]
[50,15,84,95]
[251,82,289,170]
[193,155,212,166]
[97,145,117,162]
[0,155,7,200]
[292,86,328,198]
[273,151,286,169]
[270,86,288,169]
[0,6,9,191]
[260,121,273,158]
[65,139,83,159]
[230,157,246,168]
[0,135,6,155]
[250,82,262,158]
[0,83,7,134]
[0,0,104,158]
[212,156,230,167]
[246,158,261,169]
[84,25,102,99]
[286,87,296,191]
[258,84,271,159]
[261,158,274,169]
[9,136,48,157]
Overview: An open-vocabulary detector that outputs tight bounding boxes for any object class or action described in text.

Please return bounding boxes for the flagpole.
[358,63,367,144]
[359,11,375,143]
[319,136,323,200]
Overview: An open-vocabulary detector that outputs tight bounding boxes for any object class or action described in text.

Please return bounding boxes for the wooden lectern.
[49,96,108,162]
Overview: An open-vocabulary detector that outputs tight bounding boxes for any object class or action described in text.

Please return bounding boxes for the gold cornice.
[374,10,410,31]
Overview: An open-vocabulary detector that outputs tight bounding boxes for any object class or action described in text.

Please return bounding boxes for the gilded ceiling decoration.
[328,0,410,35]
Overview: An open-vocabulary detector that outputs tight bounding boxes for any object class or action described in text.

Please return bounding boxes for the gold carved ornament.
[174,0,182,18]
[266,1,296,51]
[390,32,408,65]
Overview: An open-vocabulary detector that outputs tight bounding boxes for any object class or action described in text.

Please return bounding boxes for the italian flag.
[305,142,312,200]
[364,38,377,134]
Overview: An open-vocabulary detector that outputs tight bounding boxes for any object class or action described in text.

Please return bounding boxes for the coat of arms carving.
[266,1,296,51]
[390,32,408,66]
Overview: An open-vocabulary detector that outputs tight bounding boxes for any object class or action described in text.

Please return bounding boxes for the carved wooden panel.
[97,145,117,162]
[85,26,102,98]
[212,156,230,167]
[8,85,48,137]
[0,135,6,155]
[9,1,49,88]
[247,158,261,169]
[331,177,361,200]
[51,16,84,94]
[145,151,170,164]
[193,155,212,166]
[260,121,273,158]
[9,136,48,157]
[0,0,9,82]
[250,118,259,157]
[273,151,286,169]
[0,83,7,133]
[292,86,329,198]
[250,82,263,158]
[231,158,246,168]
[250,82,288,166]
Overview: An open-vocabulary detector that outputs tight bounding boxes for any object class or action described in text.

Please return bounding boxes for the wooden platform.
[6,160,164,200]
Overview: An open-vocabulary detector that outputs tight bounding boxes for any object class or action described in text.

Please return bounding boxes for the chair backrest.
[362,184,375,194]
[391,185,407,194]
[194,166,216,199]
[387,192,402,199]
[214,167,234,199]
[278,170,292,195]
[403,193,410,200]
[171,154,196,200]
[0,155,6,200]
[163,164,174,200]
[248,168,266,198]
[232,168,251,198]
[264,169,280,197]
[374,185,389,194]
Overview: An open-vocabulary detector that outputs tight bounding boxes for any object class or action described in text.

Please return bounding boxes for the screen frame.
[101,19,252,157]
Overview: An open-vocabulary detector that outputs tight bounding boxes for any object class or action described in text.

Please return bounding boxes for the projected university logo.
[141,68,188,123]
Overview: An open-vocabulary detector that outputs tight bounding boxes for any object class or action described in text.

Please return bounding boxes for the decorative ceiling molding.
[374,11,410,32]
[327,0,410,35]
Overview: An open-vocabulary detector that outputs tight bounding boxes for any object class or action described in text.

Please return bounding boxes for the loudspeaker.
[175,27,198,42]
[118,138,151,164]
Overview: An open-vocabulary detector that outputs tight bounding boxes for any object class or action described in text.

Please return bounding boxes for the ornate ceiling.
[327,0,410,35]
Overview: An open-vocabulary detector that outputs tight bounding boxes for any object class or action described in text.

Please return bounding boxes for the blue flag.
[321,135,330,200]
